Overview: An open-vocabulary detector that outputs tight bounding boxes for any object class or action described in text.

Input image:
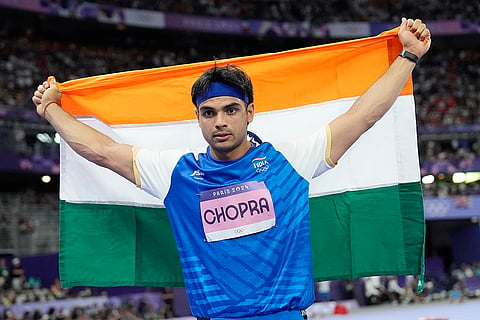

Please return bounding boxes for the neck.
[210,140,253,161]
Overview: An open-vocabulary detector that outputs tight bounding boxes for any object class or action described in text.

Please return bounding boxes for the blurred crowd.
[414,49,480,127]
[0,255,175,320]
[0,257,66,306]
[46,0,480,23]
[0,37,193,111]
[0,191,59,256]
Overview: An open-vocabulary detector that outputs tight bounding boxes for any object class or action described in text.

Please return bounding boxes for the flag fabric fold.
[56,27,425,288]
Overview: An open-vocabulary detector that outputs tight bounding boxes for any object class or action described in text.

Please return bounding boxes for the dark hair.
[191,64,254,106]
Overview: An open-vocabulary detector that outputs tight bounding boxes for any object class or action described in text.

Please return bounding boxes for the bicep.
[102,143,136,185]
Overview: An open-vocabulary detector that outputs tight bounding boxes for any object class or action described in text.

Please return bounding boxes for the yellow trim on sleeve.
[325,125,337,167]
[132,146,141,187]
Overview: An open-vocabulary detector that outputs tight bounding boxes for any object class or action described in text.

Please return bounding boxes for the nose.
[214,111,228,128]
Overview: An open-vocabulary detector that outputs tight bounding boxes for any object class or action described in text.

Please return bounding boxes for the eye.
[201,109,215,118]
[226,107,238,115]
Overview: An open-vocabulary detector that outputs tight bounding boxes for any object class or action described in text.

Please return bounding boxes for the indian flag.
[56,28,425,288]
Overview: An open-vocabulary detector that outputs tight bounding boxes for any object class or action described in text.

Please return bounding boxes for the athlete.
[32,18,430,320]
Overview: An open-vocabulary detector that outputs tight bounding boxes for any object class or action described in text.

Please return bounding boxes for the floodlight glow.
[421,175,435,184]
[465,172,480,184]
[452,172,466,184]
[41,175,51,183]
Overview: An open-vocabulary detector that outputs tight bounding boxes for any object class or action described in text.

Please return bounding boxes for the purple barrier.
[0,152,60,174]
[10,253,59,288]
[464,276,480,291]
[418,124,480,134]
[424,195,480,220]
[173,287,192,317]
[425,257,446,277]
[421,159,480,174]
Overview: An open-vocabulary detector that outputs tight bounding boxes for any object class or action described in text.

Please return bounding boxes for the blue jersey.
[134,129,332,318]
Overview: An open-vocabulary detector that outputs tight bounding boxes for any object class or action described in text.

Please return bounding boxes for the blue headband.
[195,82,250,107]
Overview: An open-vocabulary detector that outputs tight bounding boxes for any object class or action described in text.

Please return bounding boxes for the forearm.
[349,55,416,127]
[44,102,115,165]
[329,54,417,163]
[44,102,135,182]
[32,78,135,183]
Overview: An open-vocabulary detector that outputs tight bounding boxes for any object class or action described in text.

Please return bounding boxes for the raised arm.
[32,78,136,184]
[328,18,431,164]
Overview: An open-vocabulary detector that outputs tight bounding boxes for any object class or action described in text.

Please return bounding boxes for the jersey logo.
[199,181,276,242]
[252,156,270,173]
[190,170,204,180]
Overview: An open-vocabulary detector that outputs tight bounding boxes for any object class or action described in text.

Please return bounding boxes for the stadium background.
[0,1,479,319]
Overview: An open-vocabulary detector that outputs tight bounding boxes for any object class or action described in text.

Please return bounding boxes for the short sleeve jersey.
[134,127,333,318]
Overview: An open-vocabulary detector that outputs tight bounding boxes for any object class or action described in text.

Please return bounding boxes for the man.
[32,18,430,320]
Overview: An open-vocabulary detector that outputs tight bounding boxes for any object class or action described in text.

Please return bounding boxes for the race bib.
[199,181,276,242]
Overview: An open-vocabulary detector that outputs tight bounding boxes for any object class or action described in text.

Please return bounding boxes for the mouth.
[213,132,232,142]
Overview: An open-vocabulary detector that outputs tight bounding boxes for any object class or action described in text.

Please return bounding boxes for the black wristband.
[399,50,419,64]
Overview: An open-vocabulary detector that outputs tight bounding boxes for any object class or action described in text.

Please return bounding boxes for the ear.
[194,107,199,120]
[246,103,254,124]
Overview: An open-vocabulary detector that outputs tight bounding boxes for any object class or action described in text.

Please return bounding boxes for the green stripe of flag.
[310,182,424,281]
[59,201,184,287]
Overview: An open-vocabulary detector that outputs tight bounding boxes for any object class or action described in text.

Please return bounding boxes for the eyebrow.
[199,102,242,111]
